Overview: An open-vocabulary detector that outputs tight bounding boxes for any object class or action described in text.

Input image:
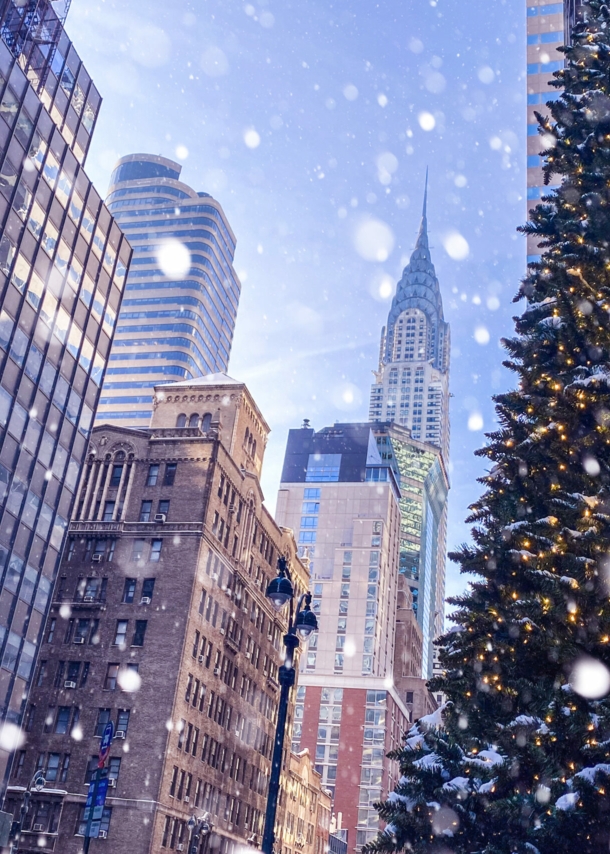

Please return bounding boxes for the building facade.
[282,749,331,854]
[96,153,241,428]
[5,374,308,854]
[371,423,448,679]
[526,0,585,260]
[0,0,131,788]
[276,423,422,853]
[368,187,449,461]
[367,190,450,679]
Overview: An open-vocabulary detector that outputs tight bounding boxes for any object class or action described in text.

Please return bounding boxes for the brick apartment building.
[4,373,309,854]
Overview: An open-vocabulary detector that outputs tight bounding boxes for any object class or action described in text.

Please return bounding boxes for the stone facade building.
[5,374,308,854]
[282,749,331,854]
[0,0,131,788]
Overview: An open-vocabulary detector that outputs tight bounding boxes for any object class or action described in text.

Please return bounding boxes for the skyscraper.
[526,2,566,263]
[95,153,241,428]
[526,1,585,260]
[370,423,448,679]
[368,182,450,459]
[0,0,131,788]
[276,423,434,854]
[368,185,450,678]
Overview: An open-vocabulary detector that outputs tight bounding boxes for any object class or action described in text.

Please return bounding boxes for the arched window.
[188,413,199,428]
[244,427,250,446]
[176,414,187,428]
[252,440,257,458]
[202,413,212,432]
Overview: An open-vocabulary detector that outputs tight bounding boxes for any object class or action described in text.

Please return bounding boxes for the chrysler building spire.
[369,176,450,457]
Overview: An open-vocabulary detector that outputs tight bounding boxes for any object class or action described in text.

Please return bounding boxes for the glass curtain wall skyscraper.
[0,0,131,788]
[96,153,241,428]
[368,183,450,678]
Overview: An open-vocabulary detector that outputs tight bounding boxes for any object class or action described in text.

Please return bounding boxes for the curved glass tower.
[368,180,450,678]
[96,153,241,427]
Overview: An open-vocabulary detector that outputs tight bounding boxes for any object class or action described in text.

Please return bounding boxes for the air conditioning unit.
[114,730,126,740]
[92,554,103,563]
[213,667,221,676]
[219,628,225,635]
[184,796,190,803]
[98,830,108,839]
[176,846,184,852]
[198,655,204,664]
[64,680,77,689]
[140,597,151,605]
[267,634,273,642]
[154,513,166,523]
[73,638,85,644]
[108,779,117,788]
[33,824,44,831]
[83,595,95,603]
[245,652,251,659]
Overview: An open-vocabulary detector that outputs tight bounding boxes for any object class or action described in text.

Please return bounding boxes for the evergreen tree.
[366,4,610,852]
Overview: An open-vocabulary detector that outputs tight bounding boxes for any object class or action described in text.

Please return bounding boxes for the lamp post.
[262,556,318,854]
[8,770,46,853]
[187,812,211,854]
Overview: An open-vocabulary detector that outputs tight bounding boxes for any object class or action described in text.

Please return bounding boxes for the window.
[164,463,177,486]
[84,755,98,784]
[141,579,155,602]
[45,753,61,781]
[146,464,159,486]
[108,757,121,781]
[139,500,152,522]
[109,465,123,487]
[74,619,89,643]
[114,710,129,737]
[102,501,115,521]
[306,453,341,482]
[131,539,145,561]
[122,579,136,603]
[95,709,111,737]
[169,766,178,797]
[104,664,119,690]
[132,620,147,646]
[36,661,47,687]
[46,620,56,643]
[158,499,170,516]
[114,621,128,646]
[77,806,111,837]
[55,707,71,734]
[150,539,162,562]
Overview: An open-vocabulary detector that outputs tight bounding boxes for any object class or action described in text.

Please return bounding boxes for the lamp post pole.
[8,770,45,854]
[261,557,318,854]
[188,813,211,854]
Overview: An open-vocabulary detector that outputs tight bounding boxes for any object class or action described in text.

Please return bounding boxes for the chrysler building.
[369,180,450,463]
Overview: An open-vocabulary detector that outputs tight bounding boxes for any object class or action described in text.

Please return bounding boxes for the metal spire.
[416,168,429,248]
[422,166,428,221]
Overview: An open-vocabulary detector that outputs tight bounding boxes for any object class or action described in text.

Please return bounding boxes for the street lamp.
[261,556,318,854]
[187,812,211,854]
[8,770,46,853]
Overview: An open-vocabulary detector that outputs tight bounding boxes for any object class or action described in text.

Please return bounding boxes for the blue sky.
[69,0,529,606]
